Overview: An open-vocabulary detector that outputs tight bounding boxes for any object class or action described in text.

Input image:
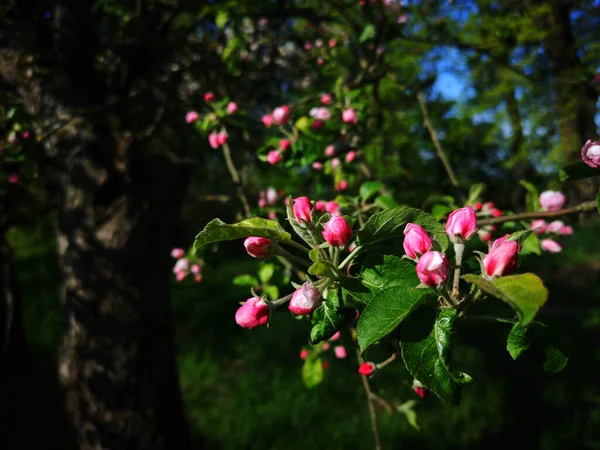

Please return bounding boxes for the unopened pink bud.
[258,198,267,208]
[266,187,278,204]
[171,248,185,259]
[194,274,203,283]
[348,242,357,252]
[581,139,600,168]
[541,238,563,253]
[329,38,337,48]
[473,202,482,210]
[186,111,199,124]
[300,349,309,360]
[446,206,477,242]
[322,342,331,351]
[539,191,565,212]
[226,101,238,114]
[547,220,565,234]
[235,297,270,329]
[322,216,352,246]
[208,132,220,149]
[345,151,357,163]
[310,107,332,121]
[262,114,274,127]
[358,362,376,376]
[267,150,281,165]
[530,220,547,234]
[315,200,326,211]
[268,211,277,220]
[279,139,291,151]
[289,282,321,315]
[559,226,573,236]
[304,41,312,51]
[413,386,429,398]
[331,158,341,169]
[243,237,272,258]
[490,208,502,217]
[416,251,449,287]
[403,223,433,259]
[312,161,323,171]
[325,145,336,157]
[483,235,520,277]
[176,271,186,282]
[173,258,189,273]
[320,93,333,105]
[312,119,324,130]
[191,264,202,274]
[272,105,290,125]
[204,92,214,102]
[330,331,340,341]
[334,346,346,359]
[217,131,228,145]
[322,360,330,370]
[342,108,358,124]
[293,196,313,223]
[335,180,348,191]
[325,201,339,215]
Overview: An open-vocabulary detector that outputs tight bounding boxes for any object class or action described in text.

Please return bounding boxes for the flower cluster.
[171,248,203,283]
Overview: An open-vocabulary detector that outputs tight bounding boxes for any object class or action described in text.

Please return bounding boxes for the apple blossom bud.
[335,180,348,191]
[342,108,358,124]
[325,201,340,215]
[416,251,449,287]
[403,223,433,259]
[322,360,330,370]
[539,191,565,212]
[8,132,17,145]
[325,145,336,157]
[272,105,290,125]
[317,57,325,66]
[293,197,313,223]
[358,362,376,376]
[322,216,353,246]
[22,131,30,139]
[243,237,272,258]
[173,258,189,273]
[266,187,278,205]
[483,235,520,277]
[581,139,600,168]
[262,114,274,127]
[279,139,291,151]
[258,198,267,208]
[446,207,477,242]
[490,208,502,217]
[312,161,323,171]
[289,282,321,315]
[300,349,309,360]
[304,41,313,51]
[345,151,357,163]
[226,101,238,114]
[348,242,357,252]
[268,211,277,220]
[176,271,186,282]
[217,131,228,145]
[315,38,323,48]
[235,297,270,329]
[559,225,573,235]
[191,264,202,275]
[331,158,341,169]
[208,132,220,149]
[267,150,281,165]
[194,274,202,283]
[541,238,563,253]
[334,346,347,359]
[310,107,331,120]
[547,220,565,234]
[473,202,482,210]
[329,38,337,48]
[171,248,185,259]
[321,93,332,105]
[322,342,331,351]
[330,331,340,341]
[185,111,199,124]
[315,200,326,211]
[312,119,324,130]
[530,220,547,234]
[204,92,214,102]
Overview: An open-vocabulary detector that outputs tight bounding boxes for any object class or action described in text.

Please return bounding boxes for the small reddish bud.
[312,119,324,130]
[204,92,214,102]
[325,145,335,157]
[547,220,565,234]
[325,201,340,215]
[262,114,274,127]
[243,237,272,258]
[208,132,220,149]
[171,248,185,259]
[185,111,199,124]
[322,360,330,370]
[191,264,202,275]
[559,225,573,236]
[416,251,449,287]
[358,362,376,376]
[322,342,331,351]
[329,38,337,48]
[413,386,429,398]
[312,161,323,171]
[345,151,357,163]
[216,131,228,145]
[267,150,281,165]
[490,208,502,217]
[446,206,477,242]
[330,331,340,341]
[320,93,333,105]
[315,200,326,211]
[279,139,291,151]
[342,108,358,124]
[293,196,313,223]
[334,346,347,359]
[300,349,309,360]
[272,105,290,125]
[235,297,270,329]
[473,202,482,210]
[322,216,352,246]
[330,158,341,169]
[226,101,238,114]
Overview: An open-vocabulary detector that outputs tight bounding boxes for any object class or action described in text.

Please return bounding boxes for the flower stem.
[451,242,465,301]
[220,142,252,218]
[338,245,363,270]
[476,201,597,226]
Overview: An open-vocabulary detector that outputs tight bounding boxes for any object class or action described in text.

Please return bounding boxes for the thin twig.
[221,142,252,218]
[416,91,459,188]
[477,201,597,226]
[355,345,382,450]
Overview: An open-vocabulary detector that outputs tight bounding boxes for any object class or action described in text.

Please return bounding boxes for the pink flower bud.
[581,139,600,168]
[267,150,281,165]
[530,220,547,234]
[446,206,477,242]
[325,201,339,215]
[322,342,331,351]
[304,41,313,51]
[262,114,274,127]
[204,92,214,102]
[330,331,340,341]
[329,38,337,48]
[312,161,323,171]
[342,108,358,124]
[539,191,565,212]
[191,264,202,274]
[331,158,341,169]
[473,202,482,210]
[243,237,272,258]
[320,93,333,105]
[322,216,352,246]
[21,131,30,139]
[490,208,502,217]
[279,139,291,151]
[310,107,332,121]
[345,151,357,163]
[289,282,321,315]
[315,200,326,211]
[208,132,220,149]
[547,220,565,234]
[194,274,203,283]
[300,349,309,360]
[413,386,429,398]
[258,198,267,208]
[293,196,313,223]
[483,235,520,277]
[559,225,573,235]
[358,362,376,376]
[272,105,290,125]
[478,229,492,242]
[176,271,186,282]
[171,248,185,259]
[312,119,324,130]
[266,187,278,204]
[216,131,228,145]
[416,251,449,287]
[226,101,238,114]
[348,242,357,252]
[235,297,270,329]
[322,360,330,370]
[8,132,17,145]
[325,145,336,157]
[334,346,346,359]
[185,111,199,124]
[173,258,189,273]
[403,223,433,259]
[268,211,277,220]
[483,202,495,210]
[541,238,563,253]
[315,38,323,48]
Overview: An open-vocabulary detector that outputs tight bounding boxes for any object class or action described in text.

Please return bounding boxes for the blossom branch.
[221,142,252,218]
[477,201,597,226]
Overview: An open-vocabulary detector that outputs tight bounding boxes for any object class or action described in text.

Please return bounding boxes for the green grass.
[3,219,600,449]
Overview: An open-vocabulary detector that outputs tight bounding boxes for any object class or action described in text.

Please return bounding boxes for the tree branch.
[477,201,597,226]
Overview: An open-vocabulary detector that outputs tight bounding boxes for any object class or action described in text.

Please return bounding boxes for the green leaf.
[358,206,449,251]
[309,248,320,262]
[264,285,279,301]
[400,308,472,405]
[309,292,354,344]
[507,229,534,246]
[357,260,433,352]
[193,218,291,252]
[521,232,541,256]
[359,24,376,42]
[232,274,259,286]
[432,204,453,221]
[258,262,275,284]
[507,324,529,359]
[374,195,399,210]
[466,183,486,206]
[462,273,548,326]
[295,116,311,133]
[351,255,412,303]
[520,181,540,212]
[359,181,384,202]
[559,160,599,182]
[215,10,228,28]
[308,260,339,279]
[396,400,420,431]
[302,355,324,389]
[543,345,568,374]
